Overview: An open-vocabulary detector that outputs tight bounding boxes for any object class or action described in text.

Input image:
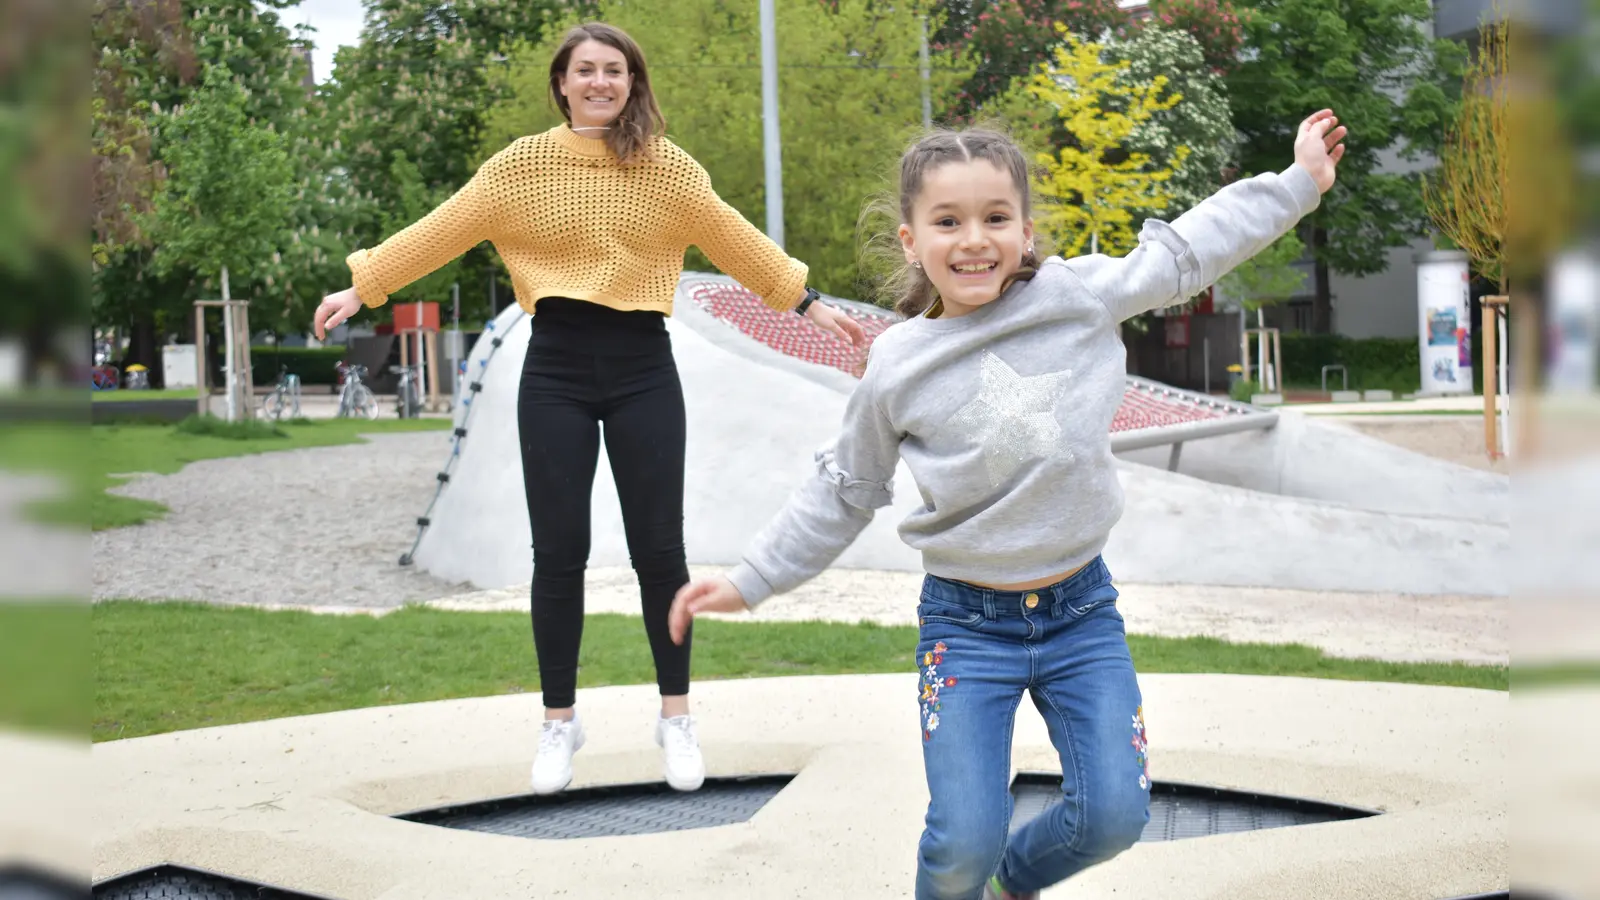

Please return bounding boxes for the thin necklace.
[571,125,612,133]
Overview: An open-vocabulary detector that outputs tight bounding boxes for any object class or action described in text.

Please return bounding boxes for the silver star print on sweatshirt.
[727,164,1323,607]
[943,350,1076,488]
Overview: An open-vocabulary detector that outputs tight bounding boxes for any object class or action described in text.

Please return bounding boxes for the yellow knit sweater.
[345,125,809,316]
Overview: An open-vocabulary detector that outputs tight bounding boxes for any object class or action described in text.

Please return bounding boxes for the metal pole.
[760,0,784,248]
[451,282,463,411]
[920,14,932,129]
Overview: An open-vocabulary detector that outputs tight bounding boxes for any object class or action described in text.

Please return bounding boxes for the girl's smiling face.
[898,158,1034,318]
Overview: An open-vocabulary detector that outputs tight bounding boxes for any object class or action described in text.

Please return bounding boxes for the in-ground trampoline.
[394,773,1375,844]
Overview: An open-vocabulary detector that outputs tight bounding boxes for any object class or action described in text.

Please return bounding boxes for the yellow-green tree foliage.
[1027,27,1189,258]
[480,0,972,298]
[1423,15,1509,291]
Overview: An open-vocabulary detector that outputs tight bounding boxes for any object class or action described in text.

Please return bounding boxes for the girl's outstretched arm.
[669,356,903,642]
[1064,109,1347,322]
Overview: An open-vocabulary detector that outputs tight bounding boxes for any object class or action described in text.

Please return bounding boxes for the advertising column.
[1416,250,1474,395]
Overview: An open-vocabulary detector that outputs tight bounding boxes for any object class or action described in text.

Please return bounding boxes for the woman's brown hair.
[547,23,666,164]
[859,126,1047,318]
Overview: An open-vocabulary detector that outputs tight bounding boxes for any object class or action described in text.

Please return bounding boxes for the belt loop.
[982,589,997,620]
[1050,583,1065,618]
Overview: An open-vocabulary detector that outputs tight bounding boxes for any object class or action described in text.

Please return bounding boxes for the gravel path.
[94,432,467,608]
[1340,417,1509,474]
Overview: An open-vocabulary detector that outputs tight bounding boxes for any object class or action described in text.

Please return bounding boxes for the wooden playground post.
[1241,327,1283,394]
[393,302,442,413]
[1481,295,1508,459]
[192,295,255,421]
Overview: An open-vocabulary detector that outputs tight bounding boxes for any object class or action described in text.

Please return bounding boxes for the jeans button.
[1024,592,1039,609]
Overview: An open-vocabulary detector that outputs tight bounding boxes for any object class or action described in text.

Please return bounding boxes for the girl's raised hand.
[1294,109,1348,194]
[668,576,749,644]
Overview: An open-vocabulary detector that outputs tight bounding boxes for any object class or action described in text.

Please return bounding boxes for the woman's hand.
[313,288,363,340]
[1294,109,1347,195]
[669,576,749,644]
[804,301,867,347]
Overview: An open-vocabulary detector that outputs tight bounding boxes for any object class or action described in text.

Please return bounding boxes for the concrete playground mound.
[408,275,1507,596]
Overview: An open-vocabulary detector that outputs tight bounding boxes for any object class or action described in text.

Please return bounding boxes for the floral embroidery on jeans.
[1132,705,1150,790]
[920,642,954,741]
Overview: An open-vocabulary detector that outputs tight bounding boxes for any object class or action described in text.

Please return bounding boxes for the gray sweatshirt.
[728,164,1323,607]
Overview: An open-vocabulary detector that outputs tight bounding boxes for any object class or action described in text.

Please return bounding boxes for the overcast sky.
[278,0,365,84]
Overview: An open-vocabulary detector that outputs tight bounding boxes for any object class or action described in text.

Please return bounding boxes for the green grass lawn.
[0,417,451,530]
[1299,408,1482,416]
[91,388,200,402]
[87,600,1508,743]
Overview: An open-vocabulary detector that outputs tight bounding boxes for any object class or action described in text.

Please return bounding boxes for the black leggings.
[517,300,691,710]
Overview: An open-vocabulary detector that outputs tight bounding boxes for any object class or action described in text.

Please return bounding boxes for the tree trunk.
[1311,226,1333,334]
[128,313,160,388]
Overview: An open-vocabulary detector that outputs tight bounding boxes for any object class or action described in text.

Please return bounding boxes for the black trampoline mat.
[1009,775,1376,842]
[92,865,338,900]
[395,774,793,840]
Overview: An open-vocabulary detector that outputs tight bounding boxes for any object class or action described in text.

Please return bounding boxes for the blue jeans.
[913,557,1149,900]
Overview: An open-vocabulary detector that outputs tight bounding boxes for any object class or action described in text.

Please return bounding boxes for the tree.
[1219,228,1305,390]
[483,0,972,300]
[932,0,1245,118]
[1142,0,1248,73]
[1226,0,1467,333]
[933,0,1126,116]
[1219,230,1307,312]
[144,66,295,286]
[326,0,568,321]
[1103,24,1235,220]
[1546,0,1598,225]
[380,150,463,304]
[1423,16,1508,292]
[3,0,91,384]
[143,65,295,418]
[1027,28,1190,258]
[91,0,332,375]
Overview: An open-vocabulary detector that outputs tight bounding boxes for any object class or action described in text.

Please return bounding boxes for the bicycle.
[334,362,378,420]
[261,366,303,421]
[391,363,423,419]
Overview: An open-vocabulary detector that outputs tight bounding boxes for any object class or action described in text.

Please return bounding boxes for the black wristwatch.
[794,287,820,316]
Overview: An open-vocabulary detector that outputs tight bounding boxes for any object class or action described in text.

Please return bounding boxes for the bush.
[1228,378,1260,403]
[1276,335,1421,393]
[250,346,349,387]
[174,415,286,441]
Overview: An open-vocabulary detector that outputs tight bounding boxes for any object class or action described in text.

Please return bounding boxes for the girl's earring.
[911,261,922,269]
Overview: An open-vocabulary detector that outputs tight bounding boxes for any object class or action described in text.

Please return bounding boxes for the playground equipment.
[392,301,443,415]
[398,273,1506,597]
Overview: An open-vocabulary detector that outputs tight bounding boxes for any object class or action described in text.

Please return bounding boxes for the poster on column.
[1416,251,1474,395]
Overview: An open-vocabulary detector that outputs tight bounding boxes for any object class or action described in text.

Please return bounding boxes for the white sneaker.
[530,713,585,795]
[655,714,705,792]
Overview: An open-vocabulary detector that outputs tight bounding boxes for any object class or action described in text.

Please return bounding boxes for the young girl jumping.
[668,111,1346,900]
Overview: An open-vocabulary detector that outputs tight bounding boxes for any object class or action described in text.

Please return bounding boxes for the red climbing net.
[684,279,1225,434]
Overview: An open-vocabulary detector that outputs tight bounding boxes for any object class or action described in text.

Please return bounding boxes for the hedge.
[1270,330,1489,395]
[249,347,349,387]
